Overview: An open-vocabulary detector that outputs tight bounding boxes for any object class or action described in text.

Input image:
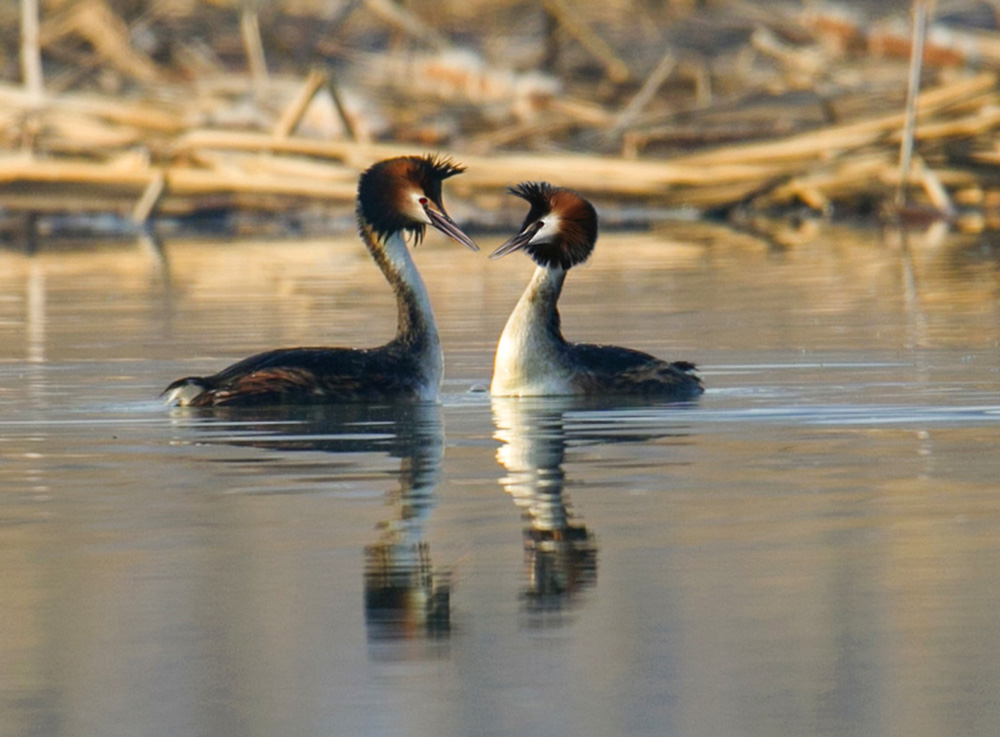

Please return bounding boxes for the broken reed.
[5,0,1000,235]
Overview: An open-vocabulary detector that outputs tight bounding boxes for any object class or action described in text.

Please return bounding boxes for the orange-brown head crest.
[498,182,597,269]
[357,154,467,245]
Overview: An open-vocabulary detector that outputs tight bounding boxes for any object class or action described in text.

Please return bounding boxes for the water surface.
[1,224,999,737]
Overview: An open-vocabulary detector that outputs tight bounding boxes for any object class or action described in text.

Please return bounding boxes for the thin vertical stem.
[897,0,930,207]
[20,0,43,103]
[241,1,269,97]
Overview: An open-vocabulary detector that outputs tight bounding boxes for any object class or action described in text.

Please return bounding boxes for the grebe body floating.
[164,155,478,407]
[489,182,702,399]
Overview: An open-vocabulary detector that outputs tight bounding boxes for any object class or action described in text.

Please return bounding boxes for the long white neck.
[490,265,569,396]
[369,228,443,391]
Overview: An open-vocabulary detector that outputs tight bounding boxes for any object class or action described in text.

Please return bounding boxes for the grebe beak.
[489,221,543,260]
[424,201,480,251]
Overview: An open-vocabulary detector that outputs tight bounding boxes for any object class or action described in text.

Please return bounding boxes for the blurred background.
[3,0,1000,244]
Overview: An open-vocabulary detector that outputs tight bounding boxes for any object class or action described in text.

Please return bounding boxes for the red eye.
[419,197,428,205]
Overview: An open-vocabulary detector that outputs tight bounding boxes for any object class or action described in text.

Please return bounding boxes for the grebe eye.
[419,197,428,205]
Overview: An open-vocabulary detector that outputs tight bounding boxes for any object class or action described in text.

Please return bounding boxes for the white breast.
[490,298,575,397]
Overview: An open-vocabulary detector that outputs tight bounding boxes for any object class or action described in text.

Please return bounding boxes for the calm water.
[2,224,999,737]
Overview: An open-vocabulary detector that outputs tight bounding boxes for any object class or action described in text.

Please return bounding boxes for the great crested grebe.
[164,154,479,407]
[489,182,703,398]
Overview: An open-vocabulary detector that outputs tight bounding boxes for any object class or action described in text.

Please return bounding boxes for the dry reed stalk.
[756,151,977,211]
[676,72,996,168]
[913,156,956,216]
[5,1,1000,231]
[903,106,1000,140]
[967,148,1000,165]
[0,155,153,187]
[272,68,327,138]
[324,73,360,142]
[40,111,148,151]
[467,119,579,153]
[542,0,630,83]
[20,0,43,103]
[171,130,799,195]
[39,0,164,83]
[163,167,358,199]
[453,153,797,196]
[172,80,1000,208]
[131,169,166,223]
[896,0,930,207]
[544,97,616,127]
[0,81,191,134]
[664,179,778,209]
[269,68,362,142]
[623,121,803,152]
[171,129,375,162]
[190,150,357,184]
[752,150,898,208]
[240,2,269,91]
[609,50,676,135]
[363,0,448,50]
[36,93,185,133]
[0,155,358,202]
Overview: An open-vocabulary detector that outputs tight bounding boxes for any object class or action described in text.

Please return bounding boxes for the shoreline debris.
[5,0,1000,245]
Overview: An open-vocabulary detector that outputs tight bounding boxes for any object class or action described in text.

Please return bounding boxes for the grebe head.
[357,154,479,251]
[490,182,597,269]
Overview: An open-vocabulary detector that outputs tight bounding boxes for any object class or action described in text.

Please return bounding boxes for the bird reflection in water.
[360,403,451,641]
[492,397,598,618]
[173,402,450,641]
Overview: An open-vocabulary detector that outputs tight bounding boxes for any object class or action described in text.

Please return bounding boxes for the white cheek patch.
[530,215,561,244]
[410,191,432,224]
